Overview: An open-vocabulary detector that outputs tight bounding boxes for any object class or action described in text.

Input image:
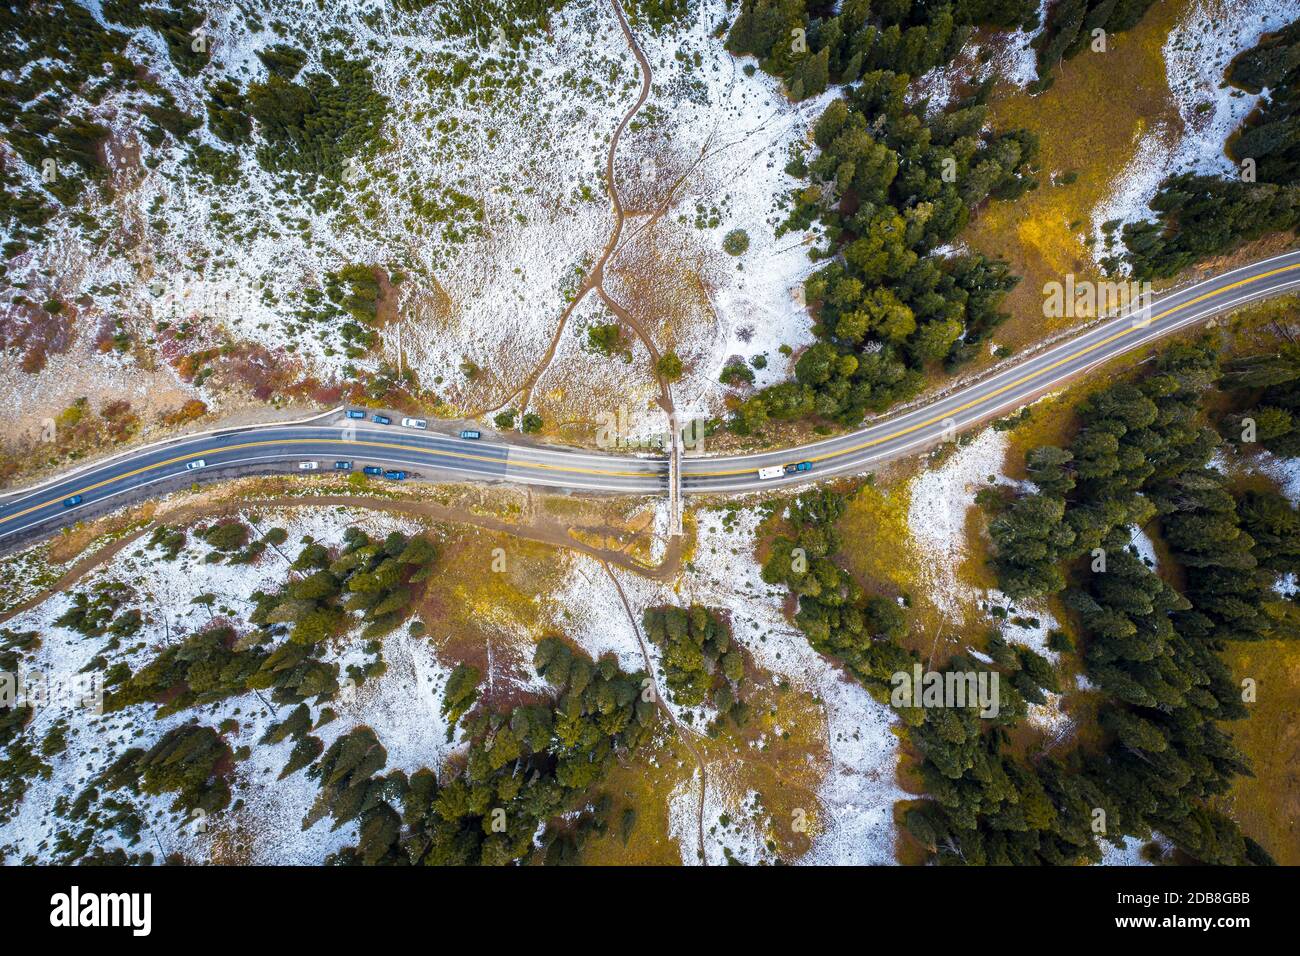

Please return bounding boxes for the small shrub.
[722,229,750,256]
[656,352,684,382]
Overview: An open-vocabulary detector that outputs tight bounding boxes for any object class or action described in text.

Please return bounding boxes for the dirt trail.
[472,0,677,423]
[0,506,201,625]
[233,495,683,578]
[0,493,683,626]
[600,558,708,865]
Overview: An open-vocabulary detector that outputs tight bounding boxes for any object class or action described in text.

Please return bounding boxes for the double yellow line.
[0,437,651,528]
[4,260,1298,525]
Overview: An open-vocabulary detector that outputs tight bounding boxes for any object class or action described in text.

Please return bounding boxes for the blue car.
[62,494,83,508]
[334,460,352,470]
[460,430,481,440]
[383,470,407,481]
[362,466,383,476]
[784,461,814,475]
[345,409,366,419]
[372,414,392,425]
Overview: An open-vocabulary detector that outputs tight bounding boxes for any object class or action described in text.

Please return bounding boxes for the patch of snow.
[972,0,1051,91]
[987,587,1060,664]
[545,556,649,676]
[1092,0,1300,265]
[907,428,1011,622]
[684,507,903,866]
[1127,524,1159,570]
[0,506,454,864]
[1254,450,1300,503]
[1100,833,1172,865]
[1026,690,1073,741]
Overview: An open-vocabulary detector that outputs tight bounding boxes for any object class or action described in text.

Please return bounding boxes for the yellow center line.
[688,262,1300,477]
[0,438,653,526]
[4,261,1298,523]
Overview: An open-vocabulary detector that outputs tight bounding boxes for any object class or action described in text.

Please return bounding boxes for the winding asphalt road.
[2,249,1299,543]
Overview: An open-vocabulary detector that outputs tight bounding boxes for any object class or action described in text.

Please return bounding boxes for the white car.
[298,461,319,470]
[186,459,207,470]
[401,417,428,430]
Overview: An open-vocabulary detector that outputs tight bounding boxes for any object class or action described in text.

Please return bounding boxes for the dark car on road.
[62,495,83,508]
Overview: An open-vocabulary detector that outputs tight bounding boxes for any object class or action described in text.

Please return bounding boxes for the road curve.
[691,249,1300,491]
[2,250,1299,543]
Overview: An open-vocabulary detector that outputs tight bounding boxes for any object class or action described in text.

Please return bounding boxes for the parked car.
[383,470,407,480]
[62,495,83,508]
[362,466,384,476]
[401,417,428,430]
[334,460,353,470]
[757,466,784,480]
[345,409,366,419]
[459,429,481,440]
[186,459,206,470]
[298,461,319,470]
[372,414,392,425]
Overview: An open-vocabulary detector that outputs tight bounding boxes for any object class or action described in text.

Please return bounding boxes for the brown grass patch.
[962,1,1190,353]
[1217,640,1300,864]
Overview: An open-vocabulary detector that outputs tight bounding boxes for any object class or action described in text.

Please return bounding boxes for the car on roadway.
[784,461,813,474]
[757,465,784,480]
[383,470,407,480]
[187,459,207,470]
[62,495,83,508]
[298,461,319,470]
[334,460,352,470]
[401,417,428,429]
[362,466,384,476]
[460,429,481,440]
[345,409,366,419]
[372,414,392,425]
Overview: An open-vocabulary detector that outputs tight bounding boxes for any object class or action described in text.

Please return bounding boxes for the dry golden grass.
[577,733,697,865]
[46,505,155,564]
[696,678,830,860]
[836,479,917,597]
[577,633,833,864]
[415,525,570,682]
[836,447,1009,652]
[963,1,1192,354]
[530,324,662,446]
[1218,640,1300,865]
[834,475,962,649]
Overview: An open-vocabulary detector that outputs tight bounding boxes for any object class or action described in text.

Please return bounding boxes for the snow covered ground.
[0,507,458,864]
[1255,449,1300,502]
[2,0,825,442]
[908,428,1018,623]
[0,487,906,865]
[514,499,904,866]
[683,507,903,865]
[905,426,1076,736]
